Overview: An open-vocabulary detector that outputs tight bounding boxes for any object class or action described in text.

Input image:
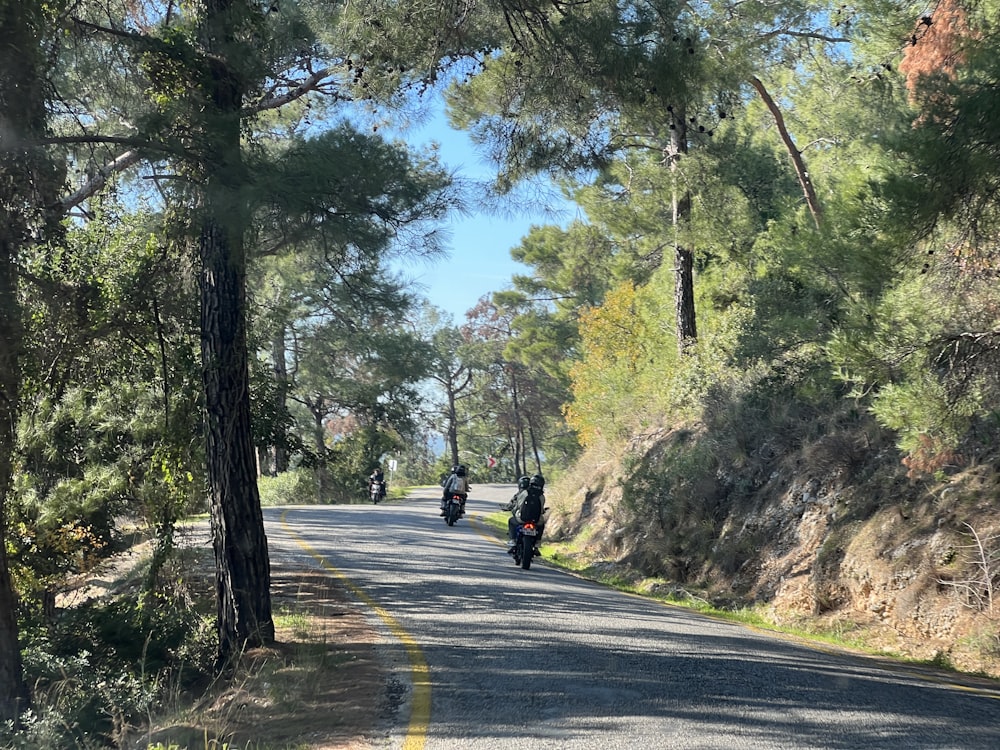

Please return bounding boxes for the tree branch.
[60,149,142,211]
[750,75,823,230]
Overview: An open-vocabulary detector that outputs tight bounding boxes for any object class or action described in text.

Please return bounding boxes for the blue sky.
[387,105,575,321]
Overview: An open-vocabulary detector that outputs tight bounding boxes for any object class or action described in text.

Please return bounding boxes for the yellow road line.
[467,513,508,546]
[280,509,430,749]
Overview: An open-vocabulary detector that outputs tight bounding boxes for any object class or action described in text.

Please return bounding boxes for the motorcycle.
[370,480,385,504]
[510,521,540,570]
[443,493,464,526]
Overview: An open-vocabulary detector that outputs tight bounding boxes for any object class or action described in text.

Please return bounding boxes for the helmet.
[529,473,545,489]
[456,464,467,476]
[517,475,530,490]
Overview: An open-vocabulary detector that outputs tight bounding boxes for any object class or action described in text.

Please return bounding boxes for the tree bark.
[0,0,60,722]
[201,216,275,664]
[308,406,327,502]
[196,0,274,666]
[508,365,526,476]
[270,326,289,473]
[669,106,698,354]
[0,233,29,724]
[446,385,460,467]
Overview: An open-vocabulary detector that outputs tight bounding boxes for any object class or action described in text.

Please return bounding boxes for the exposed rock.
[547,428,1000,678]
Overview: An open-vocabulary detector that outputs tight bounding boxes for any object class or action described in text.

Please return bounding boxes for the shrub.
[258,468,319,506]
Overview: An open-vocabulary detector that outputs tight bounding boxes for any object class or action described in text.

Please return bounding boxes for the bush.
[8,578,216,750]
[258,468,319,506]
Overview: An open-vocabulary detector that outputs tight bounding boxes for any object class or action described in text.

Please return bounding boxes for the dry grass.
[131,548,385,750]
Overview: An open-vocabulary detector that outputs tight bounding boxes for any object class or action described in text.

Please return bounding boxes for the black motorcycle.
[510,521,540,569]
[443,493,464,526]
[369,480,385,504]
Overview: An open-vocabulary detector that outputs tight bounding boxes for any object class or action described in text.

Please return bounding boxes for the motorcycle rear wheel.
[521,536,533,570]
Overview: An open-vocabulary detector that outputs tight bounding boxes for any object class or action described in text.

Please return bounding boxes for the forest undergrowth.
[5,526,384,750]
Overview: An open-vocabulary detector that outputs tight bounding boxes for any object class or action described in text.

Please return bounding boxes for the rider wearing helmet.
[369,466,386,501]
[501,475,530,511]
[440,464,470,515]
[507,473,546,549]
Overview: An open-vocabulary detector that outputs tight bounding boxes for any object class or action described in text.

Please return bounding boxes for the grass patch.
[273,605,311,640]
[135,562,383,750]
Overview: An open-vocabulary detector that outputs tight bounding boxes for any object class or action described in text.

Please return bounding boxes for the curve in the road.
[469,511,1000,703]
[280,508,431,750]
[273,491,1000,749]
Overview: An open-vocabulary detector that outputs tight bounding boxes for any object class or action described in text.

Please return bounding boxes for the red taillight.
[522,523,535,531]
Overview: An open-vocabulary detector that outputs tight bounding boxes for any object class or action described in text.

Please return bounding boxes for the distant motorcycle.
[370,481,386,504]
[443,493,464,526]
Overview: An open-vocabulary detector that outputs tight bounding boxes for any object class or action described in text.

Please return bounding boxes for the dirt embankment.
[545,429,1000,679]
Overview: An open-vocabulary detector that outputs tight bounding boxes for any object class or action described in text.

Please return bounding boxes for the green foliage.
[7,589,215,749]
[245,123,455,477]
[447,0,719,188]
[619,431,721,580]
[9,0,1000,736]
[387,432,440,486]
[884,15,1000,237]
[458,297,576,477]
[828,266,1000,468]
[9,203,204,625]
[12,380,203,601]
[249,125,454,256]
[308,426,404,504]
[566,281,654,446]
[258,469,319,507]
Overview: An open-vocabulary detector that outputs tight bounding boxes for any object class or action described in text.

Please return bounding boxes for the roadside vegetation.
[5,492,382,750]
[5,0,1000,746]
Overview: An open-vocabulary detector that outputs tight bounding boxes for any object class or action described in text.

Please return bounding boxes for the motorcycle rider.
[440,464,470,516]
[369,466,386,501]
[501,475,531,512]
[507,473,546,549]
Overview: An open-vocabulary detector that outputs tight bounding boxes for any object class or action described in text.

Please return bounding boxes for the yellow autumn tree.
[565,281,652,447]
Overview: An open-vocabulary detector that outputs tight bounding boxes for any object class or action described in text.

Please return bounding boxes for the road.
[264,484,1000,749]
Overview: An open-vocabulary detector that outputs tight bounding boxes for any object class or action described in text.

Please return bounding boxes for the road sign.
[487,455,496,468]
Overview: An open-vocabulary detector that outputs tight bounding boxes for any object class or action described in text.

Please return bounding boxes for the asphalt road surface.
[265,484,1000,750]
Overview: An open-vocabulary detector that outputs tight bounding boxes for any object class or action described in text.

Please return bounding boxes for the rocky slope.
[545,424,1000,678]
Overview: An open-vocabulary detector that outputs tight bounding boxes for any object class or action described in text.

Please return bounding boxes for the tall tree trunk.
[527,420,543,474]
[446,387,460,467]
[197,0,274,667]
[504,427,522,478]
[508,366,526,476]
[0,233,29,724]
[0,0,60,722]
[670,106,697,354]
[201,216,275,665]
[270,326,289,473]
[309,407,326,502]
